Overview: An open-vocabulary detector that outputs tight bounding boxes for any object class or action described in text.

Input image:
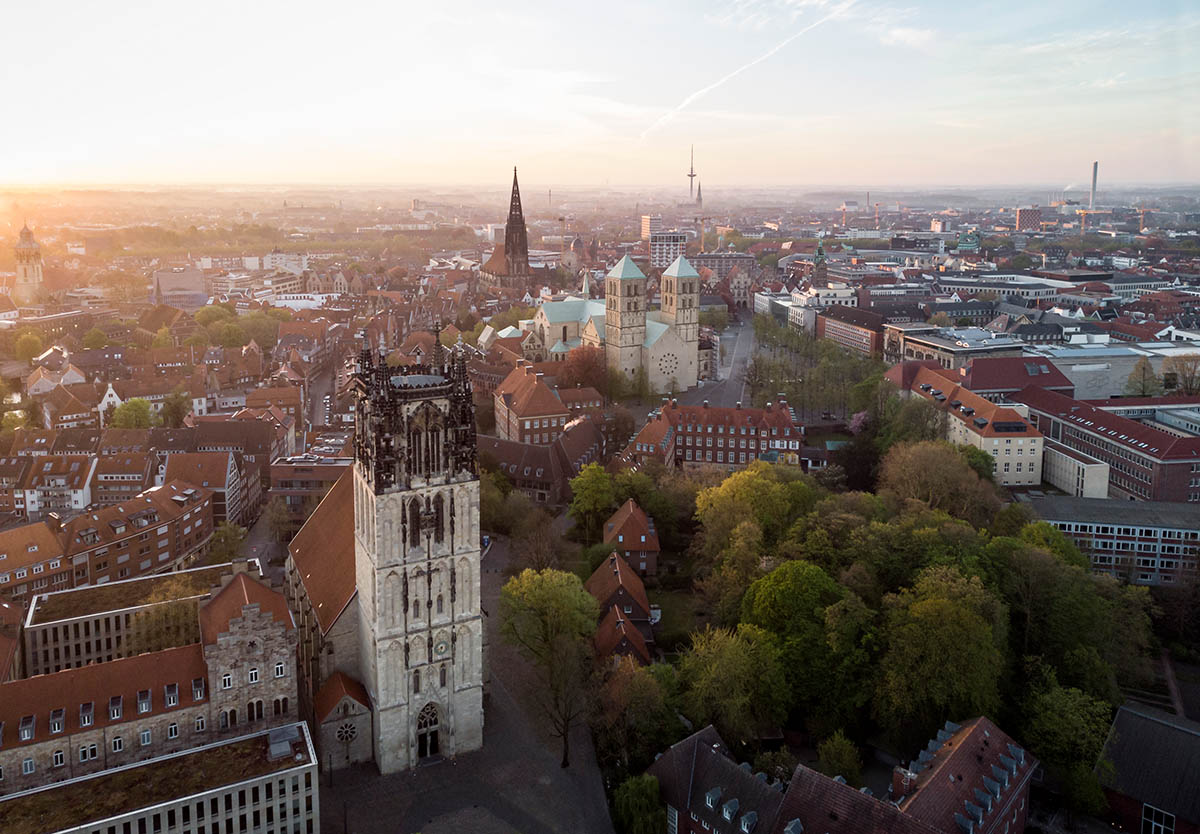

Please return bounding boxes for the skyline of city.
[2,0,1197,187]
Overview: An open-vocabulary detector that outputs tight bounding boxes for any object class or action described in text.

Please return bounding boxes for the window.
[50,708,64,733]
[140,729,152,746]
[195,715,206,732]
[413,669,421,694]
[79,746,90,763]
[221,673,232,690]
[168,722,179,739]
[112,737,124,753]
[109,697,122,720]
[22,758,34,775]
[275,662,286,678]
[1142,804,1175,834]
[165,683,178,707]
[249,667,259,684]
[53,749,64,767]
[138,689,151,713]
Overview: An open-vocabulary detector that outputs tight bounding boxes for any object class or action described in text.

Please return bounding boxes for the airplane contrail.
[639,0,858,140]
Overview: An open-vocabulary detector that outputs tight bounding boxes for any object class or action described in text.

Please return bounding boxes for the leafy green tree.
[595,659,681,775]
[1124,356,1163,397]
[1019,522,1087,569]
[878,441,1000,528]
[1022,673,1113,815]
[151,326,173,348]
[215,322,248,348]
[753,748,798,783]
[193,306,235,328]
[817,730,863,786]
[159,388,191,428]
[110,398,156,429]
[678,625,787,745]
[205,522,247,565]
[699,519,765,624]
[264,495,292,545]
[14,331,43,361]
[613,774,665,834]
[959,445,996,483]
[568,463,617,542]
[1,410,29,441]
[874,567,1005,744]
[82,328,108,349]
[499,569,599,767]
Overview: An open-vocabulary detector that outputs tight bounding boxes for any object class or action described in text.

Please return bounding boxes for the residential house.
[603,499,661,576]
[494,362,570,445]
[163,452,248,526]
[1098,705,1200,834]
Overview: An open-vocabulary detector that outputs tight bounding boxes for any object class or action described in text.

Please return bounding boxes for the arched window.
[409,500,420,547]
[433,493,444,543]
[229,708,237,727]
[282,697,288,715]
[219,711,229,730]
[436,594,444,615]
[412,598,420,620]
[412,669,420,694]
[439,665,447,688]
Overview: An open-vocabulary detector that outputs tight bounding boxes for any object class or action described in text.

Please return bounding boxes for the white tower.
[352,339,484,773]
[660,256,700,389]
[604,255,647,379]
[12,224,43,307]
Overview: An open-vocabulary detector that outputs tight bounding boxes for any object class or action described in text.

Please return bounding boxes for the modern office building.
[648,231,688,268]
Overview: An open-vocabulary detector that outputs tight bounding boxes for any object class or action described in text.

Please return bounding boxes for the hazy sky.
[2,0,1197,187]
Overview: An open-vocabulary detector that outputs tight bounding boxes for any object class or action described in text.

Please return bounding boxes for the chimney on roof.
[891,766,917,800]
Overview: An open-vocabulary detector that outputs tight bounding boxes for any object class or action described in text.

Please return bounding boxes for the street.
[677,320,754,409]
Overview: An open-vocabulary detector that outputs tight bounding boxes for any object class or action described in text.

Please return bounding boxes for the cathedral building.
[524,255,702,393]
[480,168,533,289]
[11,224,43,307]
[286,337,485,774]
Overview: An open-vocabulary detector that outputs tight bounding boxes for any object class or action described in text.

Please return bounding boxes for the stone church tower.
[659,256,700,385]
[351,337,484,773]
[604,255,647,378]
[12,224,43,307]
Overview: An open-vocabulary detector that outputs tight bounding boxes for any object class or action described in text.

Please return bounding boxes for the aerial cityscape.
[0,2,1198,834]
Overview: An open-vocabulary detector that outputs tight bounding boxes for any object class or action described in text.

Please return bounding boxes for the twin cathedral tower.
[352,337,485,771]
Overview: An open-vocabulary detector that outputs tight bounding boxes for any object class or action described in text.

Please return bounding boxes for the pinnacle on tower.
[687,145,697,199]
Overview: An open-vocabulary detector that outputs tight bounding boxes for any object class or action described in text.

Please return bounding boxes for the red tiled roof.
[902,367,1042,439]
[0,597,21,680]
[1013,386,1200,460]
[164,452,233,489]
[198,572,293,645]
[584,552,650,616]
[495,364,567,418]
[313,670,371,723]
[594,606,651,664]
[288,471,356,633]
[603,499,660,553]
[0,645,208,748]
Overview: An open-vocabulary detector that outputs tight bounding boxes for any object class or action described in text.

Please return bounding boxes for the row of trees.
[185,304,293,349]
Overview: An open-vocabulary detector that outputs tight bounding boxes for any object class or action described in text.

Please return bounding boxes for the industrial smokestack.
[1089,161,1098,210]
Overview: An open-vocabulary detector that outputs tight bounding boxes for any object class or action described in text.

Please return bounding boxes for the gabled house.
[603,498,661,576]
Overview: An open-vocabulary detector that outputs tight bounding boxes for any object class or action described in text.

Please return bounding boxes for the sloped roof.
[773,765,939,834]
[608,255,646,281]
[604,499,660,552]
[495,364,566,418]
[198,572,294,645]
[164,452,233,489]
[584,552,650,615]
[288,471,356,634]
[1101,705,1200,821]
[663,256,700,279]
[594,606,651,664]
[901,367,1042,439]
[314,670,372,723]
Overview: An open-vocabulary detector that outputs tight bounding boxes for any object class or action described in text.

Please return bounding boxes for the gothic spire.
[504,167,531,277]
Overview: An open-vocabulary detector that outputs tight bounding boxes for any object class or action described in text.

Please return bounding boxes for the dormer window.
[192,678,205,701]
[723,799,739,821]
[18,715,35,741]
[109,696,123,720]
[80,702,94,727]
[705,787,722,809]
[49,709,64,734]
[165,683,178,707]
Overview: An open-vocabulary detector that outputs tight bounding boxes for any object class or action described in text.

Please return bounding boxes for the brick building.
[1012,387,1200,502]
[0,571,296,798]
[494,362,570,445]
[603,499,661,576]
[816,305,885,356]
[269,453,352,531]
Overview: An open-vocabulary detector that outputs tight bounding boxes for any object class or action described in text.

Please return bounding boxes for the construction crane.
[874,202,881,230]
[693,216,713,251]
[1138,204,1151,233]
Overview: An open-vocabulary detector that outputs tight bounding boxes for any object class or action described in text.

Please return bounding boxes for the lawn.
[649,588,709,652]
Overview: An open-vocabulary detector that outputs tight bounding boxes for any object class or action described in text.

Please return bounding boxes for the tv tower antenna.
[688,145,697,200]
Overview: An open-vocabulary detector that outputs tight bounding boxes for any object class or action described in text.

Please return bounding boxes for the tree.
[14,331,43,361]
[878,441,1000,528]
[678,625,788,745]
[215,322,248,348]
[159,388,191,428]
[817,730,863,786]
[613,774,665,834]
[193,305,235,328]
[1163,353,1200,395]
[510,507,565,572]
[927,312,951,326]
[1,410,29,441]
[264,496,292,546]
[557,346,609,395]
[874,567,1005,744]
[568,463,617,543]
[699,309,729,330]
[205,522,247,565]
[1021,674,1113,815]
[110,398,156,429]
[82,328,108,350]
[594,659,680,774]
[1124,356,1163,397]
[124,576,202,655]
[959,445,996,483]
[151,326,173,348]
[499,569,599,767]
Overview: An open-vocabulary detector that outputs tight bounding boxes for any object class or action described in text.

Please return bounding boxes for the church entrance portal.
[417,702,440,759]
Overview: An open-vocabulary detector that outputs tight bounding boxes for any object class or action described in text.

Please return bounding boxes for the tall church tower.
[352,337,484,773]
[604,255,647,378]
[503,167,531,279]
[12,224,43,307]
[661,255,700,343]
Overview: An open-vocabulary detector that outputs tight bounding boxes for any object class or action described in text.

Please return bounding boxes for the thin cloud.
[641,0,857,139]
[878,26,935,49]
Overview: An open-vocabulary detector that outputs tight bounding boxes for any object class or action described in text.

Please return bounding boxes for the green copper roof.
[662,256,699,279]
[607,255,645,281]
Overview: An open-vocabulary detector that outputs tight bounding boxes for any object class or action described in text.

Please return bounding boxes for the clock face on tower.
[658,353,679,377]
